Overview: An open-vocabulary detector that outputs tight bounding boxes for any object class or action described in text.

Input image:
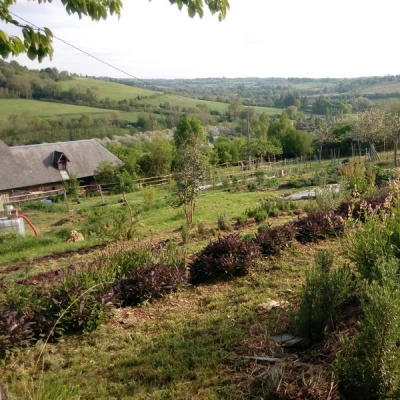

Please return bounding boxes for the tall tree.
[0,0,230,61]
[249,111,282,160]
[140,134,174,177]
[173,114,205,149]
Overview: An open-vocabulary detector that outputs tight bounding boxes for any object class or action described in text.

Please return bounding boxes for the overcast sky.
[2,0,399,80]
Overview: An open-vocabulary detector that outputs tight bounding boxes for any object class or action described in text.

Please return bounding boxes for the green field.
[0,99,114,122]
[59,77,161,100]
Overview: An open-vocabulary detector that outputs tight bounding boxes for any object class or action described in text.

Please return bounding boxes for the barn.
[0,139,122,201]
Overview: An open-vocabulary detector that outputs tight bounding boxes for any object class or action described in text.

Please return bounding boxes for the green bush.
[254,210,268,223]
[217,214,232,231]
[345,207,400,282]
[334,257,400,399]
[81,204,141,241]
[255,170,265,185]
[141,185,157,210]
[295,250,355,344]
[181,223,190,243]
[197,220,206,235]
[266,177,279,188]
[247,182,257,192]
[235,214,248,225]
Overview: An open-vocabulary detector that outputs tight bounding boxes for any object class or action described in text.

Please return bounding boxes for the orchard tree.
[385,112,400,167]
[351,108,389,159]
[0,0,230,61]
[312,118,336,162]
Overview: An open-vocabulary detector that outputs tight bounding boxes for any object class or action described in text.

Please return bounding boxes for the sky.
[1,0,400,80]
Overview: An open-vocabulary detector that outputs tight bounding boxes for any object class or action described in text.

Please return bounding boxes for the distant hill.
[1,59,400,146]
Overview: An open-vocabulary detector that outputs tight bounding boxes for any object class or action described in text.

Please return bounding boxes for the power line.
[7,10,223,109]
[8,11,168,93]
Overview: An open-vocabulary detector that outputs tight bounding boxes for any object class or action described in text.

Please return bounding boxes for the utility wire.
[8,10,195,98]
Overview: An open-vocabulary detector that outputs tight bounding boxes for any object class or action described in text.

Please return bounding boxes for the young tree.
[0,0,230,61]
[168,115,208,224]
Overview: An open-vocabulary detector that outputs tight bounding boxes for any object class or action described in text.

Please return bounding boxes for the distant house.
[0,139,122,198]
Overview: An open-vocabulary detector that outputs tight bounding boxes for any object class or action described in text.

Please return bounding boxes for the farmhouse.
[0,139,122,200]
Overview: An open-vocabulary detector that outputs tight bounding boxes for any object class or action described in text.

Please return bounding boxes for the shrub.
[246,198,295,220]
[197,220,206,235]
[0,311,35,360]
[344,206,400,282]
[242,232,256,241]
[295,250,355,344]
[315,185,346,212]
[217,214,232,231]
[255,222,296,257]
[294,210,345,243]
[189,233,260,284]
[334,258,400,399]
[247,182,257,192]
[141,185,157,210]
[114,260,187,306]
[337,160,375,194]
[46,283,116,335]
[335,193,393,222]
[266,177,279,188]
[221,177,230,189]
[254,210,268,223]
[267,207,280,217]
[255,170,265,185]
[81,204,141,241]
[235,214,248,225]
[181,223,190,243]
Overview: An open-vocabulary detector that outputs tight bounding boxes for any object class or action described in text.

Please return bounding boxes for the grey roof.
[0,139,122,191]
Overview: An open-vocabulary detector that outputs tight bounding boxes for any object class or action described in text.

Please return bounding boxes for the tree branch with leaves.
[0,0,229,61]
